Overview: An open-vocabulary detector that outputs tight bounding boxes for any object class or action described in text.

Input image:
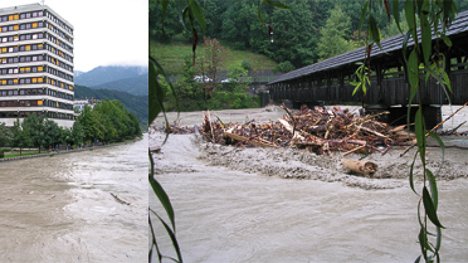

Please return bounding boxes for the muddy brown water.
[0,135,147,263]
[151,107,468,263]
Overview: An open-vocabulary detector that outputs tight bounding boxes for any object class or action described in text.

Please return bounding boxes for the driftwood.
[198,105,417,155]
[342,159,378,176]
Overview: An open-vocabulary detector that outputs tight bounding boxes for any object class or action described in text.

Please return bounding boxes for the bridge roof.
[269,10,468,85]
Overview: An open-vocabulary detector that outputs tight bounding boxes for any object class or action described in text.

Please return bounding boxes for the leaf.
[415,108,426,164]
[418,227,429,261]
[352,83,361,96]
[409,151,419,195]
[435,226,442,252]
[188,0,206,31]
[441,35,452,47]
[425,168,439,211]
[392,0,402,33]
[149,57,162,124]
[407,50,419,105]
[423,186,445,228]
[405,0,417,45]
[368,15,381,48]
[441,71,452,93]
[149,173,176,231]
[421,15,432,66]
[152,210,183,262]
[414,255,421,263]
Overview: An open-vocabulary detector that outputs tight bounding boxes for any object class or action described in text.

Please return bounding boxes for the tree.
[72,120,85,147]
[21,114,46,152]
[0,123,12,147]
[11,119,29,155]
[255,0,322,67]
[317,6,354,60]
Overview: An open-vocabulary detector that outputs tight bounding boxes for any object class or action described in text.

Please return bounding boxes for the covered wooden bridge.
[267,10,468,127]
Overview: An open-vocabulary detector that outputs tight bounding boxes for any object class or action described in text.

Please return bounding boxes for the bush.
[241,60,252,71]
[275,61,295,73]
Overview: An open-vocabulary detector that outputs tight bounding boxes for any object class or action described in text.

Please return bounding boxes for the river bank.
[0,134,147,262]
[0,135,144,163]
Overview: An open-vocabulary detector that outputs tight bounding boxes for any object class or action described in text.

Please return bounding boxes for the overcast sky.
[0,0,148,72]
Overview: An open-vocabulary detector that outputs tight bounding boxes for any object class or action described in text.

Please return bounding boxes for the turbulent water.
[0,135,147,263]
[152,133,468,263]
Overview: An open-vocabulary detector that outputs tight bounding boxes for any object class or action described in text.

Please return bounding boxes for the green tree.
[21,114,46,152]
[72,120,85,147]
[11,119,29,155]
[0,123,12,147]
[255,0,321,66]
[75,106,104,145]
[317,6,354,60]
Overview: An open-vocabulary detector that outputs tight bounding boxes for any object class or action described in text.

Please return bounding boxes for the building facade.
[0,4,74,127]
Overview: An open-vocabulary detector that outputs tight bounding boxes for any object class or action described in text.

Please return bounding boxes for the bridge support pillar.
[379,105,442,130]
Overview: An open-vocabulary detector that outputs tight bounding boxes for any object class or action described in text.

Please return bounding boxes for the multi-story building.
[0,3,74,128]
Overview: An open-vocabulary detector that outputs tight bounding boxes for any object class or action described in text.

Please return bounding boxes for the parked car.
[193,75,213,83]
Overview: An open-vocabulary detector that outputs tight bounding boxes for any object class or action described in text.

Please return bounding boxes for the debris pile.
[200,106,416,155]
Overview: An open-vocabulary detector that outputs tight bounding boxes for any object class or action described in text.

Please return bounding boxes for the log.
[342,158,378,176]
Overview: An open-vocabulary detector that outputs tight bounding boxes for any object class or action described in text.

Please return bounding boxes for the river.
[151,106,468,262]
[0,135,147,263]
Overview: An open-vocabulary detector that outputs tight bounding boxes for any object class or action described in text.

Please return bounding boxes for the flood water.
[0,135,147,263]
[152,133,468,263]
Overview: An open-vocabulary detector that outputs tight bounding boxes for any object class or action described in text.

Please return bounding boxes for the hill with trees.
[75,85,148,125]
[150,0,468,69]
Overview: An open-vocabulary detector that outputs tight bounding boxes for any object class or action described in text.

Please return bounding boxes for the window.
[14,14,19,20]
[13,79,18,84]
[32,78,37,84]
[8,15,14,21]
[13,25,19,30]
[37,100,43,106]
[25,45,31,51]
[32,22,38,28]
[38,66,43,72]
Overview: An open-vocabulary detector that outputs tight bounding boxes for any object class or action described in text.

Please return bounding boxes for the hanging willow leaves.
[407,49,419,105]
[414,108,426,165]
[422,187,445,229]
[425,169,438,211]
[392,0,402,33]
[356,1,458,262]
[368,15,381,48]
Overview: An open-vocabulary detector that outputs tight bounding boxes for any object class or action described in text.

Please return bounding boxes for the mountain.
[93,74,148,96]
[75,85,147,125]
[75,65,148,87]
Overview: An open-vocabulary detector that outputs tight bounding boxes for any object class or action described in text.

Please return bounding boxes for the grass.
[3,150,40,158]
[150,41,278,75]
